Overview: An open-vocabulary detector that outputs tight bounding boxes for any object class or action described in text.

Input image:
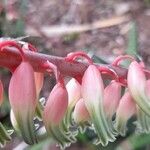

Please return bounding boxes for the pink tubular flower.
[114,91,136,136]
[43,82,68,125]
[43,83,72,148]
[43,61,72,149]
[127,61,150,116]
[9,61,37,144]
[104,80,121,119]
[73,98,90,124]
[66,78,81,106]
[65,78,81,126]
[82,65,116,146]
[0,80,4,106]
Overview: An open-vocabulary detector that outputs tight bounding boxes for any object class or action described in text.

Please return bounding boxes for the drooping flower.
[104,80,121,120]
[66,78,81,106]
[43,61,74,149]
[73,98,90,124]
[9,61,37,144]
[127,61,150,116]
[65,78,81,127]
[82,65,116,146]
[114,91,136,136]
[43,82,68,125]
[1,41,37,144]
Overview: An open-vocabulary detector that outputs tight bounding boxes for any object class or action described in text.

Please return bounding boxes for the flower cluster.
[1,40,150,149]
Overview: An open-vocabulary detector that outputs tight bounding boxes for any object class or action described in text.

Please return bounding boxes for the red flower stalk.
[65,51,93,64]
[112,55,135,66]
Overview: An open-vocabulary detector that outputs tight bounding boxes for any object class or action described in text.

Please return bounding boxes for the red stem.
[0,47,128,80]
[112,55,135,66]
[65,51,93,64]
[44,60,64,85]
[0,41,26,61]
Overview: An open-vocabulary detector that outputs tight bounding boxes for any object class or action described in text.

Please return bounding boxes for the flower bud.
[66,78,81,106]
[9,61,37,144]
[104,81,121,119]
[73,98,90,124]
[0,80,4,106]
[82,65,116,146]
[65,78,81,126]
[114,91,136,136]
[127,61,150,116]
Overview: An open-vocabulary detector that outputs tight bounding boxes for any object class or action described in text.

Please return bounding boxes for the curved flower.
[0,40,37,144]
[43,83,68,125]
[43,82,74,149]
[128,61,150,116]
[73,98,90,124]
[82,65,116,146]
[65,78,81,127]
[9,61,37,144]
[114,91,136,136]
[66,78,81,107]
[104,80,121,120]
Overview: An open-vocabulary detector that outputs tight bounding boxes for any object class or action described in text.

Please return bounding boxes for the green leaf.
[116,133,150,150]
[126,22,138,56]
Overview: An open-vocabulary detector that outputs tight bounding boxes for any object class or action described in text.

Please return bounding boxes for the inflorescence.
[0,40,150,149]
